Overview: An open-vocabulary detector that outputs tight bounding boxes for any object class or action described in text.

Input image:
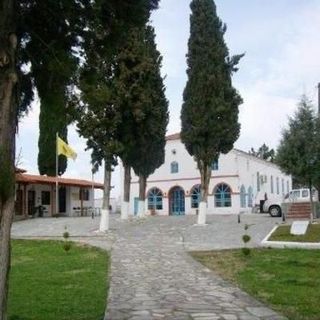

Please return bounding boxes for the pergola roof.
[16,173,104,189]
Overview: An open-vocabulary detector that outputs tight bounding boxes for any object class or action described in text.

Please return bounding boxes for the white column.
[121,201,129,220]
[99,209,109,232]
[137,200,145,218]
[197,201,207,225]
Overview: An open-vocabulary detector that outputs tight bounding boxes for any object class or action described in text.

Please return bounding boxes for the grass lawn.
[191,249,320,320]
[268,224,320,242]
[8,240,109,320]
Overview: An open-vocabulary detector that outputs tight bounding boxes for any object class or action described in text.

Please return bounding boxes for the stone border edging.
[261,225,320,249]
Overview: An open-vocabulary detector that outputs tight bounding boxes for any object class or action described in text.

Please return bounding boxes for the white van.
[263,188,317,217]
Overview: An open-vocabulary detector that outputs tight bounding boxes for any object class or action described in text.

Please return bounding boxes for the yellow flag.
[57,136,77,160]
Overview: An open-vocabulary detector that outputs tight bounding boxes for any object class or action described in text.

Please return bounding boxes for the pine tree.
[276,96,320,220]
[181,0,243,224]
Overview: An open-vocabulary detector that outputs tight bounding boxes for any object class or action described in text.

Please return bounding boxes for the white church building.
[125,133,292,216]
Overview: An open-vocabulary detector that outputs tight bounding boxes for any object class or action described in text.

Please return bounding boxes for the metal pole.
[56,132,59,216]
[91,170,95,219]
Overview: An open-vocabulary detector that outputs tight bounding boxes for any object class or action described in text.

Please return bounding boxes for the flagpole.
[56,132,59,216]
[91,169,95,219]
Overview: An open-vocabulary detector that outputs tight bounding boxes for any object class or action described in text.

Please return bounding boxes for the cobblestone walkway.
[12,214,286,320]
[104,216,286,320]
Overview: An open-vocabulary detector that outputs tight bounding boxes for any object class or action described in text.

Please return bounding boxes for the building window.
[211,159,219,171]
[247,186,253,207]
[240,185,246,208]
[147,188,163,210]
[214,183,232,207]
[287,180,289,193]
[41,191,51,205]
[257,172,260,192]
[276,177,279,195]
[79,189,90,201]
[281,178,285,195]
[191,185,201,208]
[170,161,179,173]
[271,176,274,194]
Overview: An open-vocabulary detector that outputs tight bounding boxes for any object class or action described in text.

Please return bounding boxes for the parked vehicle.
[263,196,283,217]
[263,188,318,217]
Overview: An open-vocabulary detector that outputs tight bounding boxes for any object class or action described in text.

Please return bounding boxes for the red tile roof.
[166,133,181,141]
[16,173,104,189]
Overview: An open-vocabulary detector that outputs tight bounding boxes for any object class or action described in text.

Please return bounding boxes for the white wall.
[235,150,292,211]
[125,139,292,216]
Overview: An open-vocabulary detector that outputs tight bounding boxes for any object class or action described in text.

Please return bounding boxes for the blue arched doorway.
[169,186,185,215]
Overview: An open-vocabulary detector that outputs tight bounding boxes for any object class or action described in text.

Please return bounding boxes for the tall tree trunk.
[0,1,18,318]
[198,162,211,225]
[137,175,146,218]
[121,163,131,220]
[100,164,111,232]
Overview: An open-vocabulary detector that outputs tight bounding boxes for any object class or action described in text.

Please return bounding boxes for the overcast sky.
[16,0,320,197]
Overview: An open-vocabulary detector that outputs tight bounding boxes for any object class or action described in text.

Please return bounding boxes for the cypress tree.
[19,0,87,176]
[114,27,153,219]
[77,3,160,228]
[127,26,169,217]
[19,0,160,177]
[181,0,243,224]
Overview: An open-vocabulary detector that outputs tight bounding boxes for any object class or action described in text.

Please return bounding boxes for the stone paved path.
[104,215,286,320]
[12,214,286,320]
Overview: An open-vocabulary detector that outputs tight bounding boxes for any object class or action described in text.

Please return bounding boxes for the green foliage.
[249,144,275,162]
[19,0,87,176]
[181,0,243,192]
[63,241,72,253]
[19,0,160,176]
[242,224,252,257]
[62,231,69,240]
[115,26,168,179]
[77,2,161,173]
[242,234,251,244]
[276,96,320,188]
[241,247,251,256]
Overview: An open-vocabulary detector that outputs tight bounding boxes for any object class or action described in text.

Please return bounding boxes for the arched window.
[214,183,232,207]
[247,186,253,207]
[240,185,246,208]
[191,185,201,208]
[147,188,163,210]
[171,161,179,173]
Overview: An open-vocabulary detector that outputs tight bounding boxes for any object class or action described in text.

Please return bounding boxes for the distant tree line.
[248,144,275,162]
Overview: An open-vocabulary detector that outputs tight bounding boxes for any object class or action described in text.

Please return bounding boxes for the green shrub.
[242,234,251,243]
[63,241,72,252]
[63,231,69,239]
[241,247,251,256]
